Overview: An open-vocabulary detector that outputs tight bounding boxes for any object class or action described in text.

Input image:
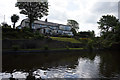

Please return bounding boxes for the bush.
[22,27,32,32]
[12,45,20,51]
[43,45,49,50]
[79,38,88,43]
[46,36,52,42]
[26,42,36,49]
[74,36,80,40]
[66,46,69,50]
[34,34,44,40]
[2,27,45,40]
[59,35,71,38]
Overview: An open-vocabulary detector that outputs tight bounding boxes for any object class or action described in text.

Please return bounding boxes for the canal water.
[1,51,120,79]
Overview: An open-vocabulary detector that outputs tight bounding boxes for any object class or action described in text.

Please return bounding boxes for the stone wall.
[2,39,85,49]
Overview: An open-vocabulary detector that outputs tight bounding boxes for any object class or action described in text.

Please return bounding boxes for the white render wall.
[20,20,73,36]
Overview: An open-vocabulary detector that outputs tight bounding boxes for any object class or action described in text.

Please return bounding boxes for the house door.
[43,29,46,34]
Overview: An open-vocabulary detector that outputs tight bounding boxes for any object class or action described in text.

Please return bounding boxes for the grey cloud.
[92,2,118,14]
[84,15,98,24]
[66,1,80,11]
[48,9,68,22]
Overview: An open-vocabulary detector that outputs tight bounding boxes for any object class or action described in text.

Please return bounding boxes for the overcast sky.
[0,0,119,36]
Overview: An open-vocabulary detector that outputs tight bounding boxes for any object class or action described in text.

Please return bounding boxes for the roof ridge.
[22,19,70,26]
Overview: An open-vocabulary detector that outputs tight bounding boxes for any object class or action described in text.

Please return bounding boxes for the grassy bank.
[50,37,81,43]
[3,47,84,51]
[3,48,86,54]
[2,27,88,51]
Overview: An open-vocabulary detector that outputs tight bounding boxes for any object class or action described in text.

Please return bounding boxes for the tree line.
[97,15,120,49]
[1,1,120,49]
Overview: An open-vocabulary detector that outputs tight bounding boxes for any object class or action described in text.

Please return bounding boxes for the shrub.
[43,45,49,50]
[22,27,31,32]
[26,42,36,49]
[87,39,94,51]
[74,36,80,40]
[12,45,20,51]
[66,46,69,50]
[34,34,44,40]
[46,36,52,42]
[79,38,88,43]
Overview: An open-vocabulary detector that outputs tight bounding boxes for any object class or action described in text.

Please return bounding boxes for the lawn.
[50,37,81,43]
[3,48,84,51]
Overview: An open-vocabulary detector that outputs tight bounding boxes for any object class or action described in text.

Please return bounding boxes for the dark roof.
[22,19,70,27]
[34,20,60,26]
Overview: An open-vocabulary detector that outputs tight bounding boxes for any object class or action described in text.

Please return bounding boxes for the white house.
[19,19,73,36]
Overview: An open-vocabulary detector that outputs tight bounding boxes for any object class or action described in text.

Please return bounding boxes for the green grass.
[51,48,84,50]
[20,48,43,51]
[3,48,84,51]
[50,37,81,43]
[69,48,84,50]
[20,48,83,51]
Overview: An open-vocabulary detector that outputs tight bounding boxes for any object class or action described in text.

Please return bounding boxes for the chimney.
[45,18,48,22]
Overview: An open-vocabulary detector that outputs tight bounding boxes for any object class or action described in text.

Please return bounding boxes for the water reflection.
[1,55,101,79]
[0,71,28,80]
[2,51,120,79]
[33,56,101,79]
[76,56,100,78]
[99,52,120,78]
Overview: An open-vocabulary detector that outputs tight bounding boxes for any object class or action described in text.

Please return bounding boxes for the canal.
[1,51,120,79]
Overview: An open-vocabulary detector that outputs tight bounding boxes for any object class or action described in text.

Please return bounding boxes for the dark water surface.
[1,51,120,79]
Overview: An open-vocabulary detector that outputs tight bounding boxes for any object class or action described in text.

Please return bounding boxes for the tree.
[1,22,11,28]
[97,15,120,48]
[16,2,49,29]
[11,14,19,29]
[97,15,119,34]
[67,20,79,32]
[1,22,8,27]
[88,30,95,38]
[71,28,77,36]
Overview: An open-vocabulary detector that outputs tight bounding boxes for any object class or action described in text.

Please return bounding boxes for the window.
[50,26,58,30]
[65,26,71,31]
[45,28,50,33]
[58,30,62,34]
[59,25,71,31]
[25,22,29,27]
[32,23,35,29]
[40,25,47,28]
[34,23,40,29]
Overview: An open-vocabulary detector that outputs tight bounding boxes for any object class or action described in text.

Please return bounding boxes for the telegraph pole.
[118,1,120,21]
[4,15,5,22]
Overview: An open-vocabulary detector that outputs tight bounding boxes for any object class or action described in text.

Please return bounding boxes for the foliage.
[12,45,20,51]
[34,34,44,40]
[66,46,69,50]
[50,37,81,43]
[46,36,52,42]
[97,15,120,48]
[79,38,88,43]
[11,14,19,29]
[87,39,94,51]
[58,35,71,38]
[97,15,119,33]
[67,20,79,32]
[2,27,44,40]
[69,48,83,50]
[71,28,77,36]
[34,31,44,39]
[16,2,49,29]
[76,31,95,38]
[1,22,11,28]
[43,45,49,50]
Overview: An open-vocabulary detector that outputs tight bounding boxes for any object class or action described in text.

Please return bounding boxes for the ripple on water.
[1,56,101,79]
